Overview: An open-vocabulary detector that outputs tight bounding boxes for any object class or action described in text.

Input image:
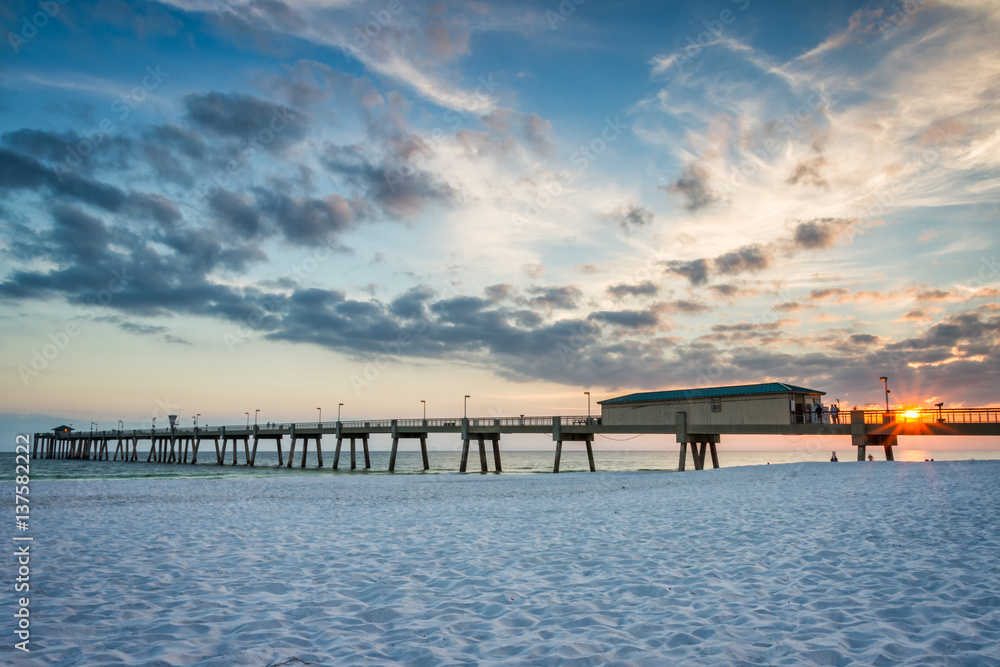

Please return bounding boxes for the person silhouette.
[830,451,838,462]
[868,454,874,461]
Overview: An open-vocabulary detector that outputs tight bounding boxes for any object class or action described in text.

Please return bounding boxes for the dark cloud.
[184,92,305,149]
[255,191,355,245]
[209,189,265,237]
[792,218,851,249]
[916,289,951,301]
[526,286,582,310]
[589,310,659,329]
[611,204,654,231]
[849,333,880,345]
[320,143,454,219]
[667,300,711,314]
[710,284,740,297]
[485,284,515,302]
[786,157,828,187]
[0,148,126,211]
[887,312,1000,351]
[607,281,659,298]
[663,259,710,285]
[809,288,849,301]
[662,162,717,211]
[714,244,770,275]
[390,286,435,319]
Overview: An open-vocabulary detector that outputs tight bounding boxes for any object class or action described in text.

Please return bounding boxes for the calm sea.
[8,448,1000,481]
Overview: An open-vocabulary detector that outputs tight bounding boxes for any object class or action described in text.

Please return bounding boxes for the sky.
[1,0,998,449]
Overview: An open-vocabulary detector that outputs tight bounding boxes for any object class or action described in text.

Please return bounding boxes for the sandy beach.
[13,461,1000,666]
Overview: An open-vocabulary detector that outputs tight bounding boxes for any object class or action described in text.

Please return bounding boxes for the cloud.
[589,310,659,329]
[663,259,710,285]
[786,156,828,187]
[607,281,659,298]
[714,244,770,275]
[792,218,853,249]
[662,162,717,211]
[184,92,306,149]
[320,143,455,219]
[255,191,356,245]
[525,286,582,310]
[610,204,654,231]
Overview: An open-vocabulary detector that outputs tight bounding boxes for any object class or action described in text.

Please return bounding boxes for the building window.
[711,397,721,412]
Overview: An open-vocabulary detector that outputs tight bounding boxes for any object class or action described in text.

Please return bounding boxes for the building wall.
[600,393,818,426]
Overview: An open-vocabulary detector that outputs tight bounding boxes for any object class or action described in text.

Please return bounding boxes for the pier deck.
[32,408,1000,472]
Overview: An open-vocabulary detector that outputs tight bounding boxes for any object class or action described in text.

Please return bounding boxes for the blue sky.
[1,0,998,440]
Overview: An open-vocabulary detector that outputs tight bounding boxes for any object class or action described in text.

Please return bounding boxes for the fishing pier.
[31,408,1000,472]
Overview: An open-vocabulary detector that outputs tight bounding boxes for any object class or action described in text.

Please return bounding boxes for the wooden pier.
[31,409,1000,472]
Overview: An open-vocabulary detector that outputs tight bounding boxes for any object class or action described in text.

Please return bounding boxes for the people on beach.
[830,404,840,423]
[868,454,874,461]
[830,451,838,462]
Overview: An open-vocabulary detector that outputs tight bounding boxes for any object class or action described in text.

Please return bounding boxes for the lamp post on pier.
[118,419,124,433]
[245,412,249,428]
[880,376,891,411]
[338,403,343,423]
[255,409,260,426]
[584,391,591,422]
[421,400,426,421]
[195,413,200,428]
[317,407,321,424]
[464,395,470,419]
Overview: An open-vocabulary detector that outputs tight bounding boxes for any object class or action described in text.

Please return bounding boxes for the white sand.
[13,461,1000,666]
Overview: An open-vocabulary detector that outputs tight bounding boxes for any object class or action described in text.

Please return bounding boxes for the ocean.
[9,447,1000,481]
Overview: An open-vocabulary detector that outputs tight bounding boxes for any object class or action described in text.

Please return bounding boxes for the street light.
[255,409,260,426]
[879,376,890,411]
[317,407,321,424]
[584,391,591,420]
[118,419,124,432]
[195,413,200,428]
[464,395,470,419]
[421,400,426,420]
[338,403,343,422]
[245,412,250,428]
[151,417,156,431]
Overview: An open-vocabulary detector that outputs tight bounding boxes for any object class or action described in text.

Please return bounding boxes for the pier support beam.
[286,425,297,469]
[552,434,595,473]
[389,422,431,472]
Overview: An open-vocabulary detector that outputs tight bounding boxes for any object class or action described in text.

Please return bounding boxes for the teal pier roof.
[599,382,825,405]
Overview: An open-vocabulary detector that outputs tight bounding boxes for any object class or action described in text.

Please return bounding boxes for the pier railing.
[862,408,1000,425]
[57,408,1000,438]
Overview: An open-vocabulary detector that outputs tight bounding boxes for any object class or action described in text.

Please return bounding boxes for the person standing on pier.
[830,403,840,424]
[815,403,824,424]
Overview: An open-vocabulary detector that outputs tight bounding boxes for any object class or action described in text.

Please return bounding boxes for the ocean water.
[8,447,1000,481]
